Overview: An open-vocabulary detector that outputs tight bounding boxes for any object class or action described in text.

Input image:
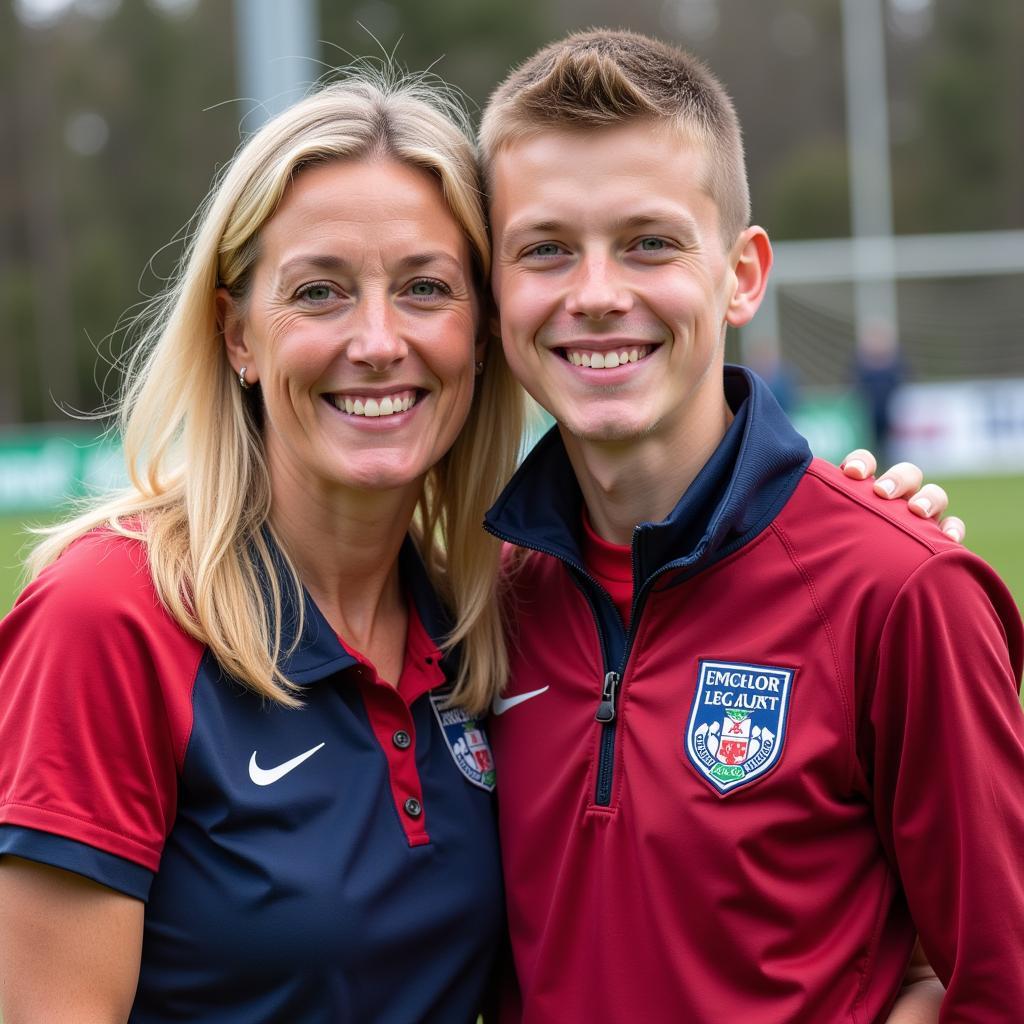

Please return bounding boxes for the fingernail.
[876,478,896,496]
[911,498,931,515]
[944,526,962,542]
[845,458,867,477]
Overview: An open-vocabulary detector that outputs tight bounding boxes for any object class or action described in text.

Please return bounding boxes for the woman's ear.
[216,287,258,384]
[725,226,773,329]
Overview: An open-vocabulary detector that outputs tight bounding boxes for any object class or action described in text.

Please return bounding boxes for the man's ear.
[725,226,773,329]
[216,287,257,384]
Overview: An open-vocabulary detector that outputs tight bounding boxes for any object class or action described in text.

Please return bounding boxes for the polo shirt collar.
[266,533,453,687]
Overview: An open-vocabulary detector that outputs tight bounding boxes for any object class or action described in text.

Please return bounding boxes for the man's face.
[489,121,755,448]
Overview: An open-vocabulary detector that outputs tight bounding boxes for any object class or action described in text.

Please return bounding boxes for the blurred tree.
[3,0,239,425]
[892,0,1021,233]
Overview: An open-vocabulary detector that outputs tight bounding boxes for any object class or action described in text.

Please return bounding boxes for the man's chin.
[560,414,658,446]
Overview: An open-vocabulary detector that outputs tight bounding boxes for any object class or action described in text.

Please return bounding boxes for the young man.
[480,30,1024,1022]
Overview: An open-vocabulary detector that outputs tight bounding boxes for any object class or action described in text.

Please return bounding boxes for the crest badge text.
[685,660,795,795]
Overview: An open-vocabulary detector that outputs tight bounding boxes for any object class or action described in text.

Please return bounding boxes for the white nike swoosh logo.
[248,742,326,786]
[491,686,550,716]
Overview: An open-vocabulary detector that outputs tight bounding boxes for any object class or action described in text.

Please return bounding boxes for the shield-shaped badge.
[430,689,496,792]
[685,660,795,795]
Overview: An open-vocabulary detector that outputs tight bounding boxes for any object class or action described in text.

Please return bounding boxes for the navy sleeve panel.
[870,547,1024,1012]
[0,531,203,873]
[0,825,154,901]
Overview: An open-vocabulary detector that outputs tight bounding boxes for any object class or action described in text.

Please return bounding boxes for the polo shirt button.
[392,730,412,750]
[404,797,422,818]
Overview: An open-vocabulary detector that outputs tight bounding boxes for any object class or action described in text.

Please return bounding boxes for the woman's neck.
[267,462,423,658]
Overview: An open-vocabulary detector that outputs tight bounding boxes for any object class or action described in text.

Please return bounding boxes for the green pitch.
[2,475,1023,616]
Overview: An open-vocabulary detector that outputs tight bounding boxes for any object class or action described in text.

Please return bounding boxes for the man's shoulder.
[776,457,1006,606]
[786,457,959,556]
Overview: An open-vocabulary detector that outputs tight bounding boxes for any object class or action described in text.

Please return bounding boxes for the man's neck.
[562,392,734,546]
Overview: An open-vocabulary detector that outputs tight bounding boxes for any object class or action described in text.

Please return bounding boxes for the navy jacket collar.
[264,534,454,687]
[484,366,811,587]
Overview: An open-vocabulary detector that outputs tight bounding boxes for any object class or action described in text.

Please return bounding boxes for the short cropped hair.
[480,29,750,246]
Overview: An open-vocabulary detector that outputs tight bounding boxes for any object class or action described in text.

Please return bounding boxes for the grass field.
[2,474,1023,615]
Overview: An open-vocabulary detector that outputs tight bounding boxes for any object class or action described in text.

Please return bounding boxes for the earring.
[239,366,251,390]
[474,360,484,376]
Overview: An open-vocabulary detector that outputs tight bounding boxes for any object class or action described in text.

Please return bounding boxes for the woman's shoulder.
[9,527,198,660]
[26,527,154,615]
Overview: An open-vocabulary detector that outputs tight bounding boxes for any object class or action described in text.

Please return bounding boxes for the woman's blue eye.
[301,283,333,302]
[409,279,449,298]
[530,243,563,257]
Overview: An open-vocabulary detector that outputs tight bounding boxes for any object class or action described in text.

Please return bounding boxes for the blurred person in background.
[854,320,909,465]
[0,70,523,1022]
[0,48,959,1024]
[480,28,1022,1023]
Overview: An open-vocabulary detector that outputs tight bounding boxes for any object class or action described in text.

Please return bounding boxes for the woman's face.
[222,158,482,505]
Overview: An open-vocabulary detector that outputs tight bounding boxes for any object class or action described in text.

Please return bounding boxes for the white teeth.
[566,345,652,370]
[331,391,418,417]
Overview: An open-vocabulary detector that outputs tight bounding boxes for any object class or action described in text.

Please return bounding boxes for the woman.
[0,69,522,1022]
[0,65,949,1023]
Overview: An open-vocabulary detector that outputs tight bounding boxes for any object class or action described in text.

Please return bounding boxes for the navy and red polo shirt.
[485,366,1024,1022]
[0,531,503,1022]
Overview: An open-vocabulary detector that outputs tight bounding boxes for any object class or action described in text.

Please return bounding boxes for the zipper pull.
[595,671,621,723]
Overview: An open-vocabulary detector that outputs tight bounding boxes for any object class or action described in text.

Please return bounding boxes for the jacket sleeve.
[869,547,1024,1019]
[0,533,202,900]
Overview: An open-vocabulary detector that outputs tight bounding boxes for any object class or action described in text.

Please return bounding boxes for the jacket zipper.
[485,526,623,802]
[487,524,679,807]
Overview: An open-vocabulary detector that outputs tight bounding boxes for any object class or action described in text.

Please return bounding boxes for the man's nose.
[564,254,634,319]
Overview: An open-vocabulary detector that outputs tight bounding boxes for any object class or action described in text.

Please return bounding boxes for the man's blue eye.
[638,238,666,251]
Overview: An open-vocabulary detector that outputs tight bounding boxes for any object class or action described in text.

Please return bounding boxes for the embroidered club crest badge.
[685,660,795,794]
[430,690,496,792]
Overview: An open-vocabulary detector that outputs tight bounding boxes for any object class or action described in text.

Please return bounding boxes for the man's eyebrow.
[613,212,700,238]
[499,220,567,251]
[500,211,701,251]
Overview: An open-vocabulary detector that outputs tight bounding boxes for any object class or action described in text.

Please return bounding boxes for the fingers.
[873,461,924,499]
[938,515,966,545]
[840,449,877,480]
[906,482,949,520]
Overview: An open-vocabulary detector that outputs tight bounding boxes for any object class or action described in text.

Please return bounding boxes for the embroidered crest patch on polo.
[430,690,496,792]
[685,660,795,795]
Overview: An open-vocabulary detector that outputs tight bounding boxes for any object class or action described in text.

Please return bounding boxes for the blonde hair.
[480,28,750,247]
[29,67,524,714]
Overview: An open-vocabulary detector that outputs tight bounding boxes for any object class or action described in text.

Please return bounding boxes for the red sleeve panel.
[869,547,1024,1018]
[0,531,202,892]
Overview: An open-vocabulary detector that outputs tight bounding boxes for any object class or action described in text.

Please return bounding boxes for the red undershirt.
[581,509,635,628]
